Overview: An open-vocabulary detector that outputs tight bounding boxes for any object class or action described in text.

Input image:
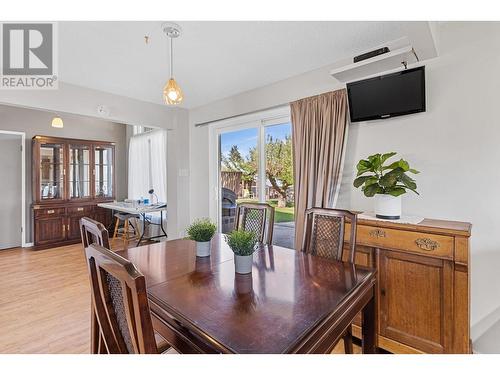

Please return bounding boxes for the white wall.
[188,22,500,337]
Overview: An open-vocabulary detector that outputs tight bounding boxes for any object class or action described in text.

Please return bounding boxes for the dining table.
[117,233,377,354]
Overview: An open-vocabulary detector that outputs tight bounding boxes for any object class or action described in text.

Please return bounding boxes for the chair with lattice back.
[301,207,358,353]
[84,243,174,354]
[234,202,275,245]
[80,216,110,249]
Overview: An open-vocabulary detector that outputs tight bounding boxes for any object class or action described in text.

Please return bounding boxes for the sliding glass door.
[219,127,259,233]
[213,108,294,248]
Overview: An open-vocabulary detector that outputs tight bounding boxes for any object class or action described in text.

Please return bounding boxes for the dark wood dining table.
[117,234,377,354]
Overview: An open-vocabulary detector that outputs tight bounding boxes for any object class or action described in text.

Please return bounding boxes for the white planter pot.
[196,241,211,257]
[234,254,253,274]
[375,194,402,219]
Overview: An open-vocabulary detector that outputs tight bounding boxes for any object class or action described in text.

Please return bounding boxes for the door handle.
[381,289,386,297]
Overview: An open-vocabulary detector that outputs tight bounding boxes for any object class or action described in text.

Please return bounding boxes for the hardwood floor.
[0,240,358,354]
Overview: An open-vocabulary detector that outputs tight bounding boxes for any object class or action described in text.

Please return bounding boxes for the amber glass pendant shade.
[163,78,184,105]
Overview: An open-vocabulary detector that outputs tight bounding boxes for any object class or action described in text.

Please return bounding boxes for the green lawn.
[236,199,295,223]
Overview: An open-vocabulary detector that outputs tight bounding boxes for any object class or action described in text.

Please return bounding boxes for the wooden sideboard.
[32,135,115,249]
[342,217,471,354]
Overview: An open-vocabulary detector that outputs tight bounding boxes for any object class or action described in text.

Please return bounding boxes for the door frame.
[0,130,27,248]
[208,106,291,231]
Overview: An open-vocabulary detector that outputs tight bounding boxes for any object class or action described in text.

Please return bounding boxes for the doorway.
[0,131,26,250]
[209,106,295,248]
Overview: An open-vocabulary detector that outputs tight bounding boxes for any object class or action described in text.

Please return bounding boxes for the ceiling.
[59,21,437,109]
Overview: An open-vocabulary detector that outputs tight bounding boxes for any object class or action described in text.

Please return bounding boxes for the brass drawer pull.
[369,229,386,238]
[77,207,84,211]
[47,209,55,214]
[415,238,440,251]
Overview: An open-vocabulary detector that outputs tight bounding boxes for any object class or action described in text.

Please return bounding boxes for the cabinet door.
[93,206,112,230]
[67,215,85,240]
[35,216,66,245]
[379,250,453,353]
[36,141,66,202]
[93,145,115,199]
[68,144,91,200]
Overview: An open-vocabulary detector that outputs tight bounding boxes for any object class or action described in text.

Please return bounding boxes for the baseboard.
[471,305,500,342]
[23,242,34,248]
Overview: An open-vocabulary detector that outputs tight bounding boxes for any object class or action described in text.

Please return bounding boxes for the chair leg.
[98,333,107,354]
[91,307,99,354]
[113,218,120,239]
[134,218,141,240]
[343,326,353,354]
[123,219,129,247]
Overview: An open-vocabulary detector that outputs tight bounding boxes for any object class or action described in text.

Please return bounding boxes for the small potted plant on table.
[225,230,257,274]
[186,218,217,257]
[353,152,419,219]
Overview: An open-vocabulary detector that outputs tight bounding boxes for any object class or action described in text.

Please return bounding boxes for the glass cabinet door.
[39,143,65,200]
[69,144,91,199]
[94,145,114,198]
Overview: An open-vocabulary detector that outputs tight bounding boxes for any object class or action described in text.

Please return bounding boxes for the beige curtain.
[290,89,349,250]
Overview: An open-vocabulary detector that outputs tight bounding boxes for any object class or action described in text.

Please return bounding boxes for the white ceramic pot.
[375,194,402,219]
[234,254,253,274]
[196,241,211,257]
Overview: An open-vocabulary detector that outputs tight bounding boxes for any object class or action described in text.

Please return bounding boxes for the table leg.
[137,213,146,247]
[160,211,168,239]
[361,286,376,354]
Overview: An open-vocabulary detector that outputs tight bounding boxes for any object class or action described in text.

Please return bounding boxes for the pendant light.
[162,23,184,105]
[51,116,64,128]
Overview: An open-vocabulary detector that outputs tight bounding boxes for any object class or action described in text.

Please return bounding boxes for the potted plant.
[186,218,217,257]
[353,152,419,219]
[225,230,257,274]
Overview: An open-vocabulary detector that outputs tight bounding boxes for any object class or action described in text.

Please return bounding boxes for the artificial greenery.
[353,152,420,197]
[186,218,217,242]
[225,230,257,256]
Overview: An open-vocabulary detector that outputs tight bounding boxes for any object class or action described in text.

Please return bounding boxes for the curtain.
[128,129,167,203]
[290,89,349,250]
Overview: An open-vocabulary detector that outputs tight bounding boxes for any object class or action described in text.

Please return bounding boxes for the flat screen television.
[347,66,426,122]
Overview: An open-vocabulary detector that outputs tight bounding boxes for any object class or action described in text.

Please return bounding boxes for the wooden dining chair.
[80,217,171,354]
[235,202,275,245]
[84,243,173,354]
[301,207,358,354]
[80,216,110,249]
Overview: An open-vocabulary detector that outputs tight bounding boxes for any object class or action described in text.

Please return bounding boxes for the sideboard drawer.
[67,206,93,214]
[351,225,454,259]
[34,207,66,218]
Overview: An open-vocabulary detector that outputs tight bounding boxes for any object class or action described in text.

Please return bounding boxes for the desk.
[98,202,167,246]
[117,234,377,354]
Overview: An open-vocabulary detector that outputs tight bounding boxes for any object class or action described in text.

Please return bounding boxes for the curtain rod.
[194,103,289,127]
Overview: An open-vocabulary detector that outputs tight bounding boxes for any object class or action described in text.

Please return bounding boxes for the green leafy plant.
[353,152,420,197]
[225,230,257,256]
[186,218,217,242]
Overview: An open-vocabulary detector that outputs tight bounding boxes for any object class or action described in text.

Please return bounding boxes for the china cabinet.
[32,135,115,248]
